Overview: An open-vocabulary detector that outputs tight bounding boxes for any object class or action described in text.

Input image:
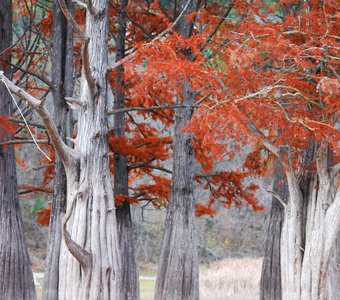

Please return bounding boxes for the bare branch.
[59,0,87,41]
[152,0,193,42]
[0,139,48,146]
[63,192,92,271]
[196,172,221,178]
[72,0,87,8]
[0,72,77,165]
[10,62,52,87]
[266,189,287,208]
[9,117,45,129]
[108,104,196,115]
[128,163,172,174]
[126,13,153,39]
[108,93,211,115]
[87,0,96,16]
[82,39,96,94]
[201,1,235,51]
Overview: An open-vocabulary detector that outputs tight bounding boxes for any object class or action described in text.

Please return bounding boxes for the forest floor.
[32,257,262,300]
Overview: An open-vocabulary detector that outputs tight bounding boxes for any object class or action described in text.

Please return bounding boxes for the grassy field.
[34,258,262,300]
[200,258,262,300]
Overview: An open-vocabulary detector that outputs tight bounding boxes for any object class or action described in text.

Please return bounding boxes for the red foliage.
[195,203,216,217]
[0,115,18,138]
[36,206,51,227]
[15,0,339,224]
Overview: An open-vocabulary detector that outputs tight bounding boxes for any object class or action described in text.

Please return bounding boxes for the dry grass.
[34,258,263,300]
[200,258,262,300]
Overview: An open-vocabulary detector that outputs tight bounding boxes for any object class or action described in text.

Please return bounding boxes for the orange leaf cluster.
[36,207,51,227]
[0,115,18,138]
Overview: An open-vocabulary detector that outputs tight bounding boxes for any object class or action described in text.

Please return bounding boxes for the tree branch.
[59,0,87,41]
[107,93,211,115]
[0,72,78,165]
[128,163,172,174]
[11,63,52,87]
[108,104,197,115]
[266,189,287,208]
[107,0,193,72]
[126,13,153,39]
[82,38,96,94]
[201,1,235,51]
[63,192,92,271]
[9,117,45,129]
[0,139,49,146]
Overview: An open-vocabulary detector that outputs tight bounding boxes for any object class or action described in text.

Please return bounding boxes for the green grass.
[34,275,43,300]
[140,278,156,293]
[35,275,156,300]
[140,278,156,300]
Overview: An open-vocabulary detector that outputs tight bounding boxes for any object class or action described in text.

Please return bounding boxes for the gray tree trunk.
[260,159,286,300]
[0,1,36,298]
[326,232,340,300]
[154,83,199,300]
[57,0,122,298]
[261,143,316,300]
[0,0,122,298]
[280,144,340,300]
[43,0,73,298]
[113,0,140,299]
[155,3,200,299]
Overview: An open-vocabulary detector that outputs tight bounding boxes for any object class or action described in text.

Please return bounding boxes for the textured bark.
[300,146,339,300]
[0,1,36,298]
[280,144,340,300]
[280,170,303,300]
[260,159,286,300]
[154,83,199,300]
[57,0,122,298]
[155,3,200,298]
[326,233,340,300]
[114,0,140,299]
[43,1,73,298]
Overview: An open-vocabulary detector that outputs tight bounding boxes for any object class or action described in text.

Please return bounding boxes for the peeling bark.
[57,0,122,298]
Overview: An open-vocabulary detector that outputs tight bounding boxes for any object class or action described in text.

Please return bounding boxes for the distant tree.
[154,1,201,298]
[112,0,140,299]
[184,1,339,298]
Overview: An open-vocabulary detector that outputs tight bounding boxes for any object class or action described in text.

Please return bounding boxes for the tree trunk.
[300,146,340,300]
[58,0,122,298]
[326,232,340,300]
[0,1,36,298]
[280,172,303,300]
[114,0,140,299]
[260,159,286,300]
[155,2,200,299]
[154,83,199,300]
[43,0,73,298]
[280,144,340,300]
